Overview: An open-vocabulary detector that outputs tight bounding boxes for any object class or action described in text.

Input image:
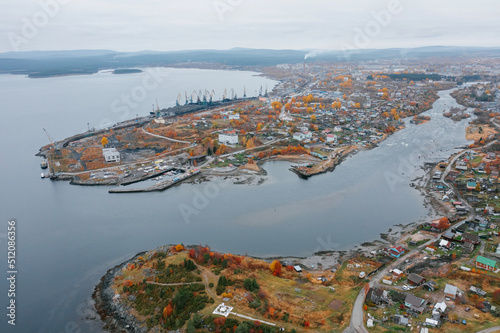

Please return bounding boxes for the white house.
[326,134,338,143]
[218,130,239,145]
[293,131,312,141]
[102,148,120,163]
[228,113,240,120]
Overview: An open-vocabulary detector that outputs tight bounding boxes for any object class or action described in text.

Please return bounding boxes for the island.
[113,68,143,75]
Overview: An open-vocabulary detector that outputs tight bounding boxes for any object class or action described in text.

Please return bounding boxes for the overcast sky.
[1,0,499,53]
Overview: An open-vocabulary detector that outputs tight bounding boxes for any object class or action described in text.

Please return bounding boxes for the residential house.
[455,162,468,171]
[432,301,447,318]
[293,131,312,141]
[388,246,406,258]
[467,181,477,190]
[444,284,458,299]
[405,294,427,313]
[218,129,239,145]
[442,230,455,241]
[365,288,390,306]
[326,134,337,143]
[476,217,489,230]
[392,269,404,278]
[425,318,439,327]
[439,239,452,250]
[454,223,467,233]
[228,113,240,120]
[463,242,474,254]
[393,314,409,326]
[407,273,426,286]
[475,255,497,271]
[462,232,480,245]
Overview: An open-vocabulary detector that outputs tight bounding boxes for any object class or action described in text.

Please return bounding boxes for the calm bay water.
[0,69,471,332]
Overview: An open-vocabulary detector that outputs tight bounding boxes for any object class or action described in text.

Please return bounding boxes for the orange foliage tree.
[163,304,173,318]
[270,260,282,277]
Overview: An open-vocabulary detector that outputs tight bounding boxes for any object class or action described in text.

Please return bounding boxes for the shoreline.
[92,159,444,332]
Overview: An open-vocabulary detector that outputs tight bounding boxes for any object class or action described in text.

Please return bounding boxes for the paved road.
[141,127,192,144]
[219,138,283,158]
[146,281,202,286]
[344,220,469,333]
[476,327,500,333]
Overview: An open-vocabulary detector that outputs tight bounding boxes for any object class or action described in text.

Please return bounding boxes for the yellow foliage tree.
[101,136,108,147]
[246,138,255,149]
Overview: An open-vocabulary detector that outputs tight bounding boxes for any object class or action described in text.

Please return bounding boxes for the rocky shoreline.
[93,251,148,333]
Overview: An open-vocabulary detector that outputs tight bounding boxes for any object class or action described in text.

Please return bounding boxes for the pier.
[109,169,201,193]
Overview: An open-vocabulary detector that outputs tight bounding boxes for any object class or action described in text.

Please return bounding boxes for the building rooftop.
[476,255,497,268]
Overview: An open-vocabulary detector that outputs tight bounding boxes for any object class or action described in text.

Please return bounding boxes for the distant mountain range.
[1,46,499,78]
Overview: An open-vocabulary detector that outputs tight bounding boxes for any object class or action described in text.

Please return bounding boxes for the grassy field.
[109,246,370,332]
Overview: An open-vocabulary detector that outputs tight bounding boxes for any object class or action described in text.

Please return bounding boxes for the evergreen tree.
[186,319,196,333]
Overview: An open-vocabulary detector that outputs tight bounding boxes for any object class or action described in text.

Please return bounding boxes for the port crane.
[43,128,60,154]
[209,90,215,104]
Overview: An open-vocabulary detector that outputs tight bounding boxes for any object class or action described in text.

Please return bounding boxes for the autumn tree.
[216,144,227,155]
[485,163,491,174]
[246,138,255,149]
[437,217,450,231]
[488,289,500,305]
[271,101,282,111]
[270,260,282,277]
[163,304,173,318]
[101,136,108,147]
[214,317,226,327]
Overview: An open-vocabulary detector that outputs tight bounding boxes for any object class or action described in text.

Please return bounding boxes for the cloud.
[1,0,499,52]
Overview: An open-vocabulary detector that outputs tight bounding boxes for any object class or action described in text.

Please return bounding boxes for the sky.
[1,0,499,53]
